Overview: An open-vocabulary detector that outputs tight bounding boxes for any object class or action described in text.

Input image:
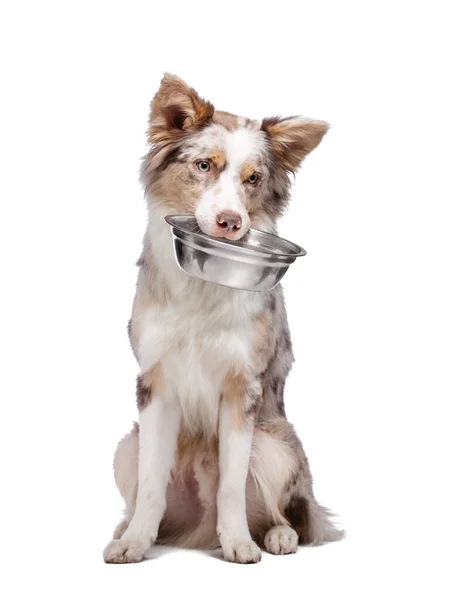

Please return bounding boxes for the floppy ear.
[149,73,214,143]
[261,116,329,173]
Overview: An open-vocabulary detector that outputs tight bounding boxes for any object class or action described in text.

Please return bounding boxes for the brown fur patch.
[240,161,257,182]
[209,149,226,170]
[252,310,276,375]
[222,371,261,428]
[136,364,163,410]
[176,427,219,478]
[177,429,219,459]
[254,311,271,351]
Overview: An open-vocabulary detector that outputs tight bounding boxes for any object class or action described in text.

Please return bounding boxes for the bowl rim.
[164,214,306,259]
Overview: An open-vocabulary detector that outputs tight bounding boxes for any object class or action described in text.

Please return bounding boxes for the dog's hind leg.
[247,421,344,552]
[111,423,139,539]
[279,421,344,546]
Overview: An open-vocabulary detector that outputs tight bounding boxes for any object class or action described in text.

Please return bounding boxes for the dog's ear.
[149,73,214,143]
[261,116,329,173]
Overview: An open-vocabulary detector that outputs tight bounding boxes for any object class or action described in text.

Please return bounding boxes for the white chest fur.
[137,297,263,435]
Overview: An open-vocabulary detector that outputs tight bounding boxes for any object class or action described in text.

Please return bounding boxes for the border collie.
[103,74,342,564]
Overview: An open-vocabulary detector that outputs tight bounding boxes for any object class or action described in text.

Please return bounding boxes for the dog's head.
[141,74,328,240]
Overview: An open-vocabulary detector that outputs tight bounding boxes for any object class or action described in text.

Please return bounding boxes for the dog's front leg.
[104,368,180,563]
[217,376,262,563]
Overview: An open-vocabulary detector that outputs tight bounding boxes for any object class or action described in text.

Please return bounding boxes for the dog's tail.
[285,494,345,545]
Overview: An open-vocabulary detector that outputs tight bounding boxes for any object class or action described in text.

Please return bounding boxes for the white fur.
[250,429,297,525]
[216,401,261,563]
[125,395,180,541]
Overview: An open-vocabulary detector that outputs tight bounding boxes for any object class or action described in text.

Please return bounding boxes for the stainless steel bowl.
[165,215,306,292]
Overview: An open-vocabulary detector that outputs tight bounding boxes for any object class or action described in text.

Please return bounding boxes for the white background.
[1,1,448,598]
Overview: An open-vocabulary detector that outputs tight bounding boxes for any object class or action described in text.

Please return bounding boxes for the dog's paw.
[222,539,262,564]
[264,525,298,555]
[103,539,145,564]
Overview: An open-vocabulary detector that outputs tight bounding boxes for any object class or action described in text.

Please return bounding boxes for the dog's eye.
[247,173,259,184]
[197,160,210,172]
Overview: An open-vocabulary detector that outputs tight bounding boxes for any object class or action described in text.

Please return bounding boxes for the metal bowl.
[165,215,306,292]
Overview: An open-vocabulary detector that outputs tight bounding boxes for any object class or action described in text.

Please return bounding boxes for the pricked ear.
[261,116,329,173]
[149,73,214,143]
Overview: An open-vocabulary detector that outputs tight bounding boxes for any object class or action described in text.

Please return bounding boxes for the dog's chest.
[137,294,263,435]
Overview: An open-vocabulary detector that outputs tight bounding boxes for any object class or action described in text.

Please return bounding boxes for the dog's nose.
[216,211,242,233]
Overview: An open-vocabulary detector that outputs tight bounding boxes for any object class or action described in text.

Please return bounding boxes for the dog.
[103,74,343,564]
